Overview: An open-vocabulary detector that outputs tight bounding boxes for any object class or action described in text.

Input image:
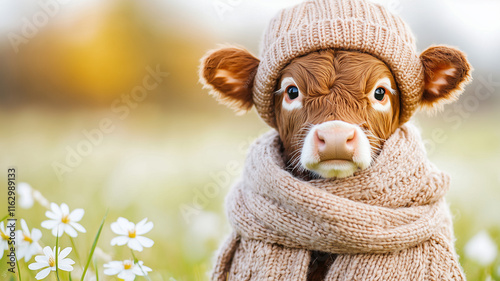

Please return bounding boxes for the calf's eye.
[286,86,299,100]
[374,87,386,101]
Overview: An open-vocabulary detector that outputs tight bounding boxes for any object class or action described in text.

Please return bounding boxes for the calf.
[201,45,470,280]
[200,0,472,279]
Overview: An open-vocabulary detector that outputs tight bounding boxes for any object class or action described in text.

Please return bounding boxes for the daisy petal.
[136,236,154,248]
[136,221,153,235]
[133,263,152,275]
[15,230,24,243]
[103,265,122,275]
[59,248,72,259]
[69,209,84,222]
[70,222,86,233]
[135,218,148,229]
[41,220,59,230]
[17,245,27,259]
[35,267,52,280]
[35,255,49,263]
[62,258,75,265]
[24,251,35,262]
[119,217,135,230]
[110,222,127,235]
[118,271,136,281]
[60,203,70,215]
[103,268,119,275]
[50,203,62,217]
[42,246,52,257]
[110,236,129,246]
[31,228,42,241]
[45,210,60,220]
[29,262,48,270]
[53,226,64,237]
[58,263,73,271]
[103,261,123,269]
[127,239,143,251]
[64,225,77,237]
[116,217,130,226]
[141,265,152,272]
[133,266,145,276]
[21,219,29,233]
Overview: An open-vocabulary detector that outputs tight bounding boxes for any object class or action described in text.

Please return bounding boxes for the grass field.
[0,103,499,281]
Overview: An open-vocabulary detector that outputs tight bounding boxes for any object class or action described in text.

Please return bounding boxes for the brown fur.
[199,46,259,112]
[420,46,472,110]
[274,50,400,178]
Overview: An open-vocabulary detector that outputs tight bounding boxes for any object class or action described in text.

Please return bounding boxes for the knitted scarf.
[212,124,465,281]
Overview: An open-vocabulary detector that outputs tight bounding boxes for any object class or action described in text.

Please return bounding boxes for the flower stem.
[94,258,99,281]
[55,228,61,281]
[0,213,8,222]
[69,236,82,268]
[14,251,22,281]
[130,250,152,281]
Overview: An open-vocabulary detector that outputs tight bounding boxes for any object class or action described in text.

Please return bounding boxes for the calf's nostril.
[315,130,326,146]
[346,130,356,144]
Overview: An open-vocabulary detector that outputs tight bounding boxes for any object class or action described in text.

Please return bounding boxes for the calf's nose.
[315,127,356,161]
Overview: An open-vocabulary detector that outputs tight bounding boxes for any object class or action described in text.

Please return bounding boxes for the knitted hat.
[253,0,424,128]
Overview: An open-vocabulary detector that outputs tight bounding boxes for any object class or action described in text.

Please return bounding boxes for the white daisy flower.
[110,217,154,252]
[103,259,152,281]
[0,221,12,259]
[464,231,498,266]
[28,246,75,280]
[41,203,86,237]
[18,182,35,209]
[16,219,42,262]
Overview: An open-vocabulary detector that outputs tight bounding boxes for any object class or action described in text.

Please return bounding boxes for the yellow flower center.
[128,229,136,238]
[61,215,70,224]
[48,256,55,267]
[0,230,9,241]
[123,260,133,270]
[23,233,33,243]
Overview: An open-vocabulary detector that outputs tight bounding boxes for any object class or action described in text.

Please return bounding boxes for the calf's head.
[200,46,471,179]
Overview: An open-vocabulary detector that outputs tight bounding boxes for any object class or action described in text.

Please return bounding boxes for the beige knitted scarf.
[212,124,465,280]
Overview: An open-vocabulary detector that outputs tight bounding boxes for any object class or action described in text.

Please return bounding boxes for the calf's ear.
[419,45,472,110]
[199,46,260,113]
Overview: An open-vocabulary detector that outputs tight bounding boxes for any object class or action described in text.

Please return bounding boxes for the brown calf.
[200,45,471,280]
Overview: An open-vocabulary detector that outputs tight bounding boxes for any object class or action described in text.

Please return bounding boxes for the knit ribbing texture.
[253,0,424,128]
[212,124,465,280]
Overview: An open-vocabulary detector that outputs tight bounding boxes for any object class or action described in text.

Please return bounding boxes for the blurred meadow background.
[0,0,499,280]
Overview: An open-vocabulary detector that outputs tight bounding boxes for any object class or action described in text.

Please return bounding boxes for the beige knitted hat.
[253,0,424,128]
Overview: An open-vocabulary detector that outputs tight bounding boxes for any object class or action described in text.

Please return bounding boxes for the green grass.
[80,211,107,281]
